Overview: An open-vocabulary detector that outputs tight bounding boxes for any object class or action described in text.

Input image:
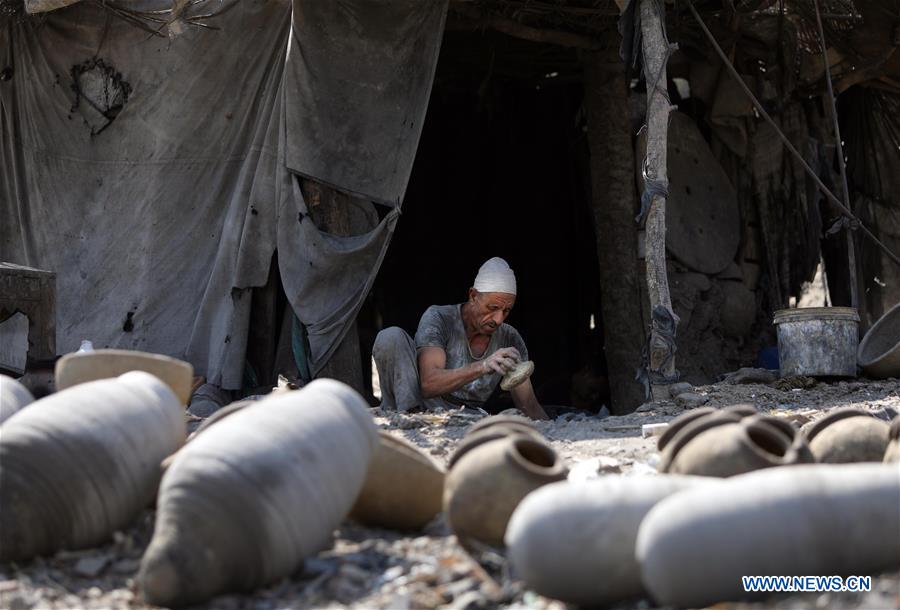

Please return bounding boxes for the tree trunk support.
[640,0,678,399]
[300,180,366,396]
[583,49,646,413]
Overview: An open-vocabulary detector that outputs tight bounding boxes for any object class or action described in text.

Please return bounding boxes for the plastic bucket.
[858,302,900,379]
[773,307,859,378]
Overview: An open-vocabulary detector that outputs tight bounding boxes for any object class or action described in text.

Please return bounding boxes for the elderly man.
[373,257,548,420]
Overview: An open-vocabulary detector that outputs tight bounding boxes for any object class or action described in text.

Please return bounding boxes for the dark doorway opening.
[363,32,609,413]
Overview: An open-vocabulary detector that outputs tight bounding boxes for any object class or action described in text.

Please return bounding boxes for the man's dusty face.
[470,290,516,334]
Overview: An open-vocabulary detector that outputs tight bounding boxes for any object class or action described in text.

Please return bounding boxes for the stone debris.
[73,555,110,578]
[674,392,709,408]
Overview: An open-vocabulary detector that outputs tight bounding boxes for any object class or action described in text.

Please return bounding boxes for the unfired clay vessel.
[450,416,543,468]
[637,463,900,608]
[505,475,715,606]
[349,431,445,530]
[660,414,813,477]
[0,372,184,561]
[883,416,900,462]
[0,374,34,425]
[139,379,377,607]
[444,435,567,547]
[56,348,194,404]
[804,408,890,463]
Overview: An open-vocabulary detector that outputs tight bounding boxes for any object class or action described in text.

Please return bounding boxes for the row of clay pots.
[801,408,892,463]
[658,404,814,477]
[505,463,900,607]
[444,415,568,547]
[658,404,896,477]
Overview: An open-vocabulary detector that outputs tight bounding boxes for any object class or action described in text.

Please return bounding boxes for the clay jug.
[505,475,715,607]
[349,431,445,531]
[56,348,194,404]
[657,403,756,452]
[444,435,567,547]
[139,379,377,607]
[0,375,34,424]
[637,463,900,608]
[450,417,544,468]
[804,408,890,463]
[661,415,813,477]
[1,372,184,561]
[884,416,900,462]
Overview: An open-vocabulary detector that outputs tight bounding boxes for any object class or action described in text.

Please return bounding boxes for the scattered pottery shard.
[501,360,534,391]
[55,349,194,405]
[349,431,445,531]
[636,463,900,608]
[804,408,890,463]
[444,435,567,547]
[138,379,377,608]
[0,372,185,561]
[505,475,715,607]
[0,374,34,424]
[884,416,900,462]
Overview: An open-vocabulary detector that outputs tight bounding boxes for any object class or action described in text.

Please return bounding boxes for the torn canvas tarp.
[0,0,447,387]
[285,1,447,206]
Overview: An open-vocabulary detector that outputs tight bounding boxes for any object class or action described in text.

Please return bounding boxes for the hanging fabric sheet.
[0,0,447,387]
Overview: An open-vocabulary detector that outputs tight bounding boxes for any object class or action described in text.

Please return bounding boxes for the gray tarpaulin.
[0,0,447,387]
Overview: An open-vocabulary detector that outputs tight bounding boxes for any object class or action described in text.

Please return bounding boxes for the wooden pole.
[811,0,859,310]
[639,0,678,398]
[583,49,647,413]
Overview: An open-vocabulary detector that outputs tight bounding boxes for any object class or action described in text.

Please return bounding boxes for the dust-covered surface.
[2,377,899,610]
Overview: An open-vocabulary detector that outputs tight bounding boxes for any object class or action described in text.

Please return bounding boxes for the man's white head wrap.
[473,257,517,295]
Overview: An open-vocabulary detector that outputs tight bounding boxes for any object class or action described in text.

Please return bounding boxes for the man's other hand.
[482,347,521,375]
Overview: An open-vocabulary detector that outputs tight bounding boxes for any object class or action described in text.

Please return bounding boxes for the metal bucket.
[773,307,859,378]
[858,302,900,379]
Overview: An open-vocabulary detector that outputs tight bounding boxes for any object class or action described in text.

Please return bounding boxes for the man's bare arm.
[418,346,520,398]
[510,379,550,420]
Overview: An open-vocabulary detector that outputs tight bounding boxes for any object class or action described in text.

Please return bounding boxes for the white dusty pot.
[636,463,900,608]
[505,475,714,606]
[138,379,378,607]
[0,372,184,561]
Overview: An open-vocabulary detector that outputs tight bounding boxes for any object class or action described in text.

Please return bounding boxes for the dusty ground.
[2,375,899,610]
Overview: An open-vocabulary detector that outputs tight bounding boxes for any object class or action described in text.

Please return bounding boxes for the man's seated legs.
[372,327,423,411]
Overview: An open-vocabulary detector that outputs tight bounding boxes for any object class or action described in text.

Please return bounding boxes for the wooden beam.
[451,5,602,49]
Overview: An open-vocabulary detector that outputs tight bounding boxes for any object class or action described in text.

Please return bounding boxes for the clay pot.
[467,413,538,436]
[56,349,194,404]
[449,417,544,468]
[0,374,34,424]
[505,475,715,606]
[805,408,890,463]
[139,379,377,607]
[661,414,813,477]
[637,463,900,608]
[1,372,185,561]
[349,431,445,531]
[657,404,757,452]
[884,416,900,462]
[444,435,567,547]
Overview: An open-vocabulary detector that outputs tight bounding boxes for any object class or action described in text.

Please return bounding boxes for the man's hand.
[481,347,521,375]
